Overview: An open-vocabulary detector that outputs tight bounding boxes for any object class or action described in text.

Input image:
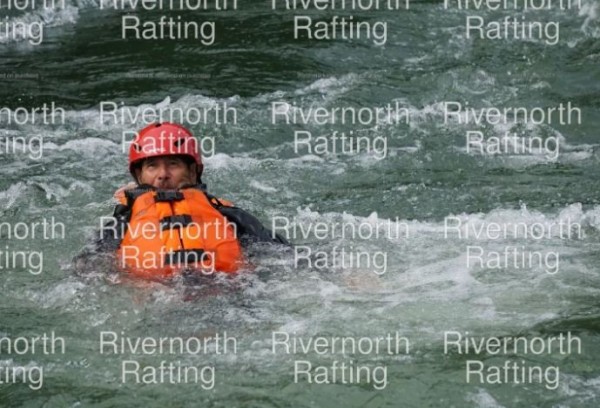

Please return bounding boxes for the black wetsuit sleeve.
[216,205,290,247]
[95,204,130,252]
[71,204,129,275]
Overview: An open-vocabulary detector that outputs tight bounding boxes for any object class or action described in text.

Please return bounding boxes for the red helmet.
[129,122,203,179]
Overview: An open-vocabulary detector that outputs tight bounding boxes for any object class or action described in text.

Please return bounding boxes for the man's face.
[135,156,197,189]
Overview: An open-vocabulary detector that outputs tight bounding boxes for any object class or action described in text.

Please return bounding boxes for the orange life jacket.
[114,186,243,280]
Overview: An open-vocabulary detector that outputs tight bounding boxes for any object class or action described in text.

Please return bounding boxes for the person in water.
[76,122,287,280]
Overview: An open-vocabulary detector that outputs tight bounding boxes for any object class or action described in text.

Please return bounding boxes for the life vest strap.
[164,249,208,265]
[155,191,184,202]
[160,214,193,230]
[125,185,154,208]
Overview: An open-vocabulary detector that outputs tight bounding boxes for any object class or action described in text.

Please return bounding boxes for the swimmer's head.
[129,123,203,188]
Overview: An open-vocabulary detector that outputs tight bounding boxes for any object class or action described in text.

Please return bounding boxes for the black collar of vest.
[125,183,208,207]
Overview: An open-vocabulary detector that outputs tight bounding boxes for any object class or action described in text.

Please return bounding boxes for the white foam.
[449,203,600,238]
[466,388,506,408]
[250,180,277,193]
[27,281,85,308]
[253,73,363,103]
[44,137,119,155]
[580,0,600,38]
[204,152,260,170]
[0,6,79,45]
[294,73,359,96]
[0,182,25,210]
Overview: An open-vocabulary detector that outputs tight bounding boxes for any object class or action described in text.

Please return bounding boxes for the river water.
[1,1,600,407]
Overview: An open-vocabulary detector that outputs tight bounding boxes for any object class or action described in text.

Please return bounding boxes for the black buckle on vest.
[155,191,184,202]
[125,185,154,208]
[160,215,192,230]
[165,249,208,265]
